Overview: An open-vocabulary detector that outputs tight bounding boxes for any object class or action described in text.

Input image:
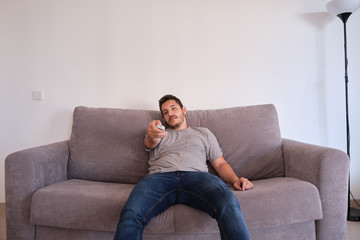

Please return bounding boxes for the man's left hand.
[233,177,254,191]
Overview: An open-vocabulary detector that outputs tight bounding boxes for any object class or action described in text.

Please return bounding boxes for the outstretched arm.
[210,156,253,191]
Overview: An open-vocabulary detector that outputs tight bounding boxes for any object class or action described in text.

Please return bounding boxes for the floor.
[1,202,360,239]
[0,203,5,240]
[347,220,360,240]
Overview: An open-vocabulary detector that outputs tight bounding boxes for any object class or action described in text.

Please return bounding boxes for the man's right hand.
[145,120,167,149]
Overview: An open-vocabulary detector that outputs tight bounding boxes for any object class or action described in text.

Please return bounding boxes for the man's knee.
[119,208,147,228]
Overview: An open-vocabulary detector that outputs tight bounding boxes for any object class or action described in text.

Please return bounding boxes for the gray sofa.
[5,104,349,240]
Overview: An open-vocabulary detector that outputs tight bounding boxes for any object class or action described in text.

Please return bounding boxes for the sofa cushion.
[30,177,322,233]
[68,104,283,183]
[236,178,322,229]
[68,107,160,183]
[186,104,284,180]
[30,179,181,233]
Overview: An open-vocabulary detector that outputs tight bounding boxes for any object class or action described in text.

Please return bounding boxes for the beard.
[166,113,185,129]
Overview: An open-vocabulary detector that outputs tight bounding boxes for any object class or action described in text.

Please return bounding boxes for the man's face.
[161,100,187,130]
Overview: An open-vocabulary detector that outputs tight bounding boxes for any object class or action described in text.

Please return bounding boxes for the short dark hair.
[158,94,184,115]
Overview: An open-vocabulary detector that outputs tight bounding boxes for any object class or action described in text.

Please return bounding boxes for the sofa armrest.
[282,138,349,240]
[5,141,69,240]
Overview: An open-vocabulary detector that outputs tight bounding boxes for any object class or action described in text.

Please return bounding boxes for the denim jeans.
[114,171,250,240]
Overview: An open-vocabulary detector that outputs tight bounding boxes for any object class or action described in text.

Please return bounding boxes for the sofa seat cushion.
[236,177,322,229]
[30,177,322,233]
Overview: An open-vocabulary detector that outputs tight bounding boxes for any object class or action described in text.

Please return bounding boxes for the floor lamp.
[326,0,360,221]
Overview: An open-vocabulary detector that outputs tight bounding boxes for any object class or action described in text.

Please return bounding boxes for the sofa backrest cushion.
[68,104,284,183]
[186,105,284,180]
[68,107,158,183]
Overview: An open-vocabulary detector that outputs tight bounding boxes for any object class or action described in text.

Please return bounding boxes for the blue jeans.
[114,171,250,240]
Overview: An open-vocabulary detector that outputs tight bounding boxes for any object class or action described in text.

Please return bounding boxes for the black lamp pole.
[337,12,360,221]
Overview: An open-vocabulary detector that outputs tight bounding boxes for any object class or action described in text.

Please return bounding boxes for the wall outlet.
[32,90,44,100]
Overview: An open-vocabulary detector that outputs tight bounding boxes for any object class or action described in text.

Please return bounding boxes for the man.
[114,95,253,240]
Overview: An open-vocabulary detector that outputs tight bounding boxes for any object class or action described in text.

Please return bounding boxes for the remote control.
[156,124,165,131]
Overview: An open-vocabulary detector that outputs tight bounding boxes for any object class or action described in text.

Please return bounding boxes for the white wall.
[1,0,360,203]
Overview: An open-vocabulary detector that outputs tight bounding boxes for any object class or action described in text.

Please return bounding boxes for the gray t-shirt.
[147,127,223,175]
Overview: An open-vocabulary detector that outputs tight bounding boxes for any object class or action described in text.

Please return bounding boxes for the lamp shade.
[327,0,360,15]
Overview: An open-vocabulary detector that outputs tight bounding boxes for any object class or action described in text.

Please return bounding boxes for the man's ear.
[182,106,187,115]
